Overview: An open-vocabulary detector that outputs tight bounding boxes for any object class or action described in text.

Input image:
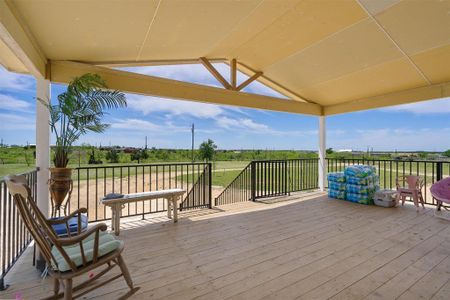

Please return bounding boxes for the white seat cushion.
[51,231,122,272]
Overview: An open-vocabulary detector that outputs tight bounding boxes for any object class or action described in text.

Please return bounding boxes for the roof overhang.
[49,60,322,116]
[1,0,449,116]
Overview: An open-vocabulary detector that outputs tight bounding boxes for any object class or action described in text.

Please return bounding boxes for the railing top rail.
[75,161,211,170]
[326,158,449,163]
[0,168,38,183]
[252,158,319,163]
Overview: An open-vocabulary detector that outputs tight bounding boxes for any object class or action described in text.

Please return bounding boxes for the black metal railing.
[253,160,288,199]
[215,162,252,206]
[215,159,319,205]
[70,162,212,222]
[285,159,319,193]
[0,169,37,290]
[326,158,450,205]
[180,163,212,210]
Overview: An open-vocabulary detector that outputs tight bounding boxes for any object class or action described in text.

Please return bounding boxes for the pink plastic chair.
[396,175,425,211]
[431,177,450,219]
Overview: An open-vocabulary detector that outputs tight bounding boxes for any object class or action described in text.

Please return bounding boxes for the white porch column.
[318,116,326,191]
[36,78,50,218]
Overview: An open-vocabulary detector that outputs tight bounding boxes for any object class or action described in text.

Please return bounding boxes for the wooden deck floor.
[2,192,450,300]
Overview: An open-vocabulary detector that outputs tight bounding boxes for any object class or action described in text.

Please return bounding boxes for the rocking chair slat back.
[4,174,134,299]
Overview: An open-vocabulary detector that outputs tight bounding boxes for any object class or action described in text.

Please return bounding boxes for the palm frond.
[45,73,127,167]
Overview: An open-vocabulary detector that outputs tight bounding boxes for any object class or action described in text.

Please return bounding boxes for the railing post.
[251,161,256,201]
[0,277,8,291]
[208,163,212,208]
[318,116,326,191]
[437,162,443,182]
[284,160,288,196]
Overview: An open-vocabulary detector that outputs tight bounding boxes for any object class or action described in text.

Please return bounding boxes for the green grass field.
[176,169,242,188]
[0,161,250,182]
[0,164,36,178]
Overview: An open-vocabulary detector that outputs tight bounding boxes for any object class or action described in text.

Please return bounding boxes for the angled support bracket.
[199,57,262,92]
[236,71,262,91]
[199,57,231,89]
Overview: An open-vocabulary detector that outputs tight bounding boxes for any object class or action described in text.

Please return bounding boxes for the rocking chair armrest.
[57,223,107,246]
[47,208,88,225]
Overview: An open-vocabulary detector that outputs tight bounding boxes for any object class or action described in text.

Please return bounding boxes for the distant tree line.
[2,142,450,166]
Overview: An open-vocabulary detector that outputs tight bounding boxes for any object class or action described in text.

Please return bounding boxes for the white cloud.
[329,127,450,151]
[111,118,161,131]
[215,116,318,138]
[382,97,450,114]
[126,94,225,119]
[110,118,205,134]
[121,64,220,87]
[0,94,31,111]
[216,116,269,131]
[0,113,34,130]
[0,66,34,90]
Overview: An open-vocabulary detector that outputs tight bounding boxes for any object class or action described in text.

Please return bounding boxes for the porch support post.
[36,78,50,218]
[318,116,326,191]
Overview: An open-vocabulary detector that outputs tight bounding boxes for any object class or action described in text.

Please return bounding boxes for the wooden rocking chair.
[4,175,134,300]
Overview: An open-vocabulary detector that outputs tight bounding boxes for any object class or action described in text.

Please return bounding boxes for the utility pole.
[191,123,195,162]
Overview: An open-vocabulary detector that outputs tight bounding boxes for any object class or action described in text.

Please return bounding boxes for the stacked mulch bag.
[327,172,346,200]
[344,165,379,205]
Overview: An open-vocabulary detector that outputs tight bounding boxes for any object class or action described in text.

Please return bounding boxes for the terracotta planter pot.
[48,167,73,214]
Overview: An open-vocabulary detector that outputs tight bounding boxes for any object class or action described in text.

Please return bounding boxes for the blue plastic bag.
[346,192,373,205]
[344,165,376,178]
[329,181,346,191]
[346,174,378,186]
[328,189,346,200]
[327,172,346,183]
[346,183,377,195]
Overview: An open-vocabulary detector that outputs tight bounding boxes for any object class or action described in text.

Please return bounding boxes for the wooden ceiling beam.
[234,61,313,103]
[324,82,450,115]
[230,58,237,89]
[199,57,231,89]
[80,58,227,67]
[236,71,262,91]
[49,60,323,116]
[0,1,47,78]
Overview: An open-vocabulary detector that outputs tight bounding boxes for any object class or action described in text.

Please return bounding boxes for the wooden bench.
[101,188,185,235]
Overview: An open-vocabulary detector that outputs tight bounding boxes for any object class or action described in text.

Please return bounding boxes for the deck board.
[2,192,450,300]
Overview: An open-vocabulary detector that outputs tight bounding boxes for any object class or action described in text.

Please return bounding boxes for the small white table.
[101,188,185,235]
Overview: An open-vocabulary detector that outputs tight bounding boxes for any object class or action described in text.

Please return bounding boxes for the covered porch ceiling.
[1,0,449,116]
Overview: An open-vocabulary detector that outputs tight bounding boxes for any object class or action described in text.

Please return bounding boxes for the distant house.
[428,153,449,161]
[336,149,352,153]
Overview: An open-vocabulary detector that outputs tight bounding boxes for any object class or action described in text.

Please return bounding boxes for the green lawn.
[177,169,242,187]
[0,161,250,182]
[213,161,249,170]
[0,164,36,178]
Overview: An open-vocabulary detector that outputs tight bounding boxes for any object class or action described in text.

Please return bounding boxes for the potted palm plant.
[41,73,126,214]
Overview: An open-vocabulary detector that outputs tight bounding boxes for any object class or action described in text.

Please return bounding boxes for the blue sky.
[0,64,449,151]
